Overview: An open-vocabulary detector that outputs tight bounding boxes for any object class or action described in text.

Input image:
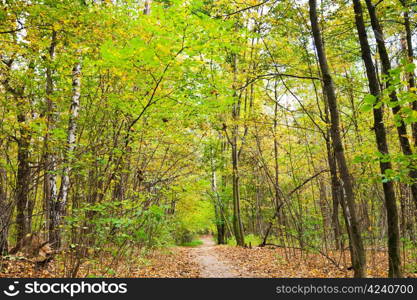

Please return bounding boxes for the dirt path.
[190,235,251,278]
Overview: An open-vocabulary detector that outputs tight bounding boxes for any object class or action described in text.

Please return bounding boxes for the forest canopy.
[0,0,416,278]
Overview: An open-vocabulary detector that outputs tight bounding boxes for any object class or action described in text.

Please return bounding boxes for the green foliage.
[171,224,195,245]
[180,239,203,247]
[227,234,262,246]
[361,94,377,112]
[65,201,173,251]
[1,0,417,278]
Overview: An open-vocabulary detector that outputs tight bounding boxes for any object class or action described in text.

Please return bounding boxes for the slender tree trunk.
[0,168,10,255]
[363,0,403,278]
[273,93,282,219]
[321,79,343,250]
[231,137,244,246]
[1,60,32,250]
[44,30,58,242]
[15,96,31,246]
[309,0,366,277]
[229,52,245,247]
[211,166,225,244]
[50,60,82,248]
[352,0,402,278]
[325,135,343,250]
[399,0,417,146]
[144,0,151,15]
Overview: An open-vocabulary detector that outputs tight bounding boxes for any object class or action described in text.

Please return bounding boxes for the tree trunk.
[15,96,31,246]
[231,139,244,246]
[144,0,151,15]
[1,60,32,250]
[43,30,58,242]
[273,94,283,223]
[325,136,343,250]
[229,51,245,247]
[363,0,403,278]
[309,0,366,277]
[50,60,82,248]
[352,0,401,278]
[322,79,343,250]
[399,0,417,146]
[0,168,10,255]
[211,166,226,245]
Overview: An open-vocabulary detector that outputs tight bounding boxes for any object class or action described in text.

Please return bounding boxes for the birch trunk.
[144,0,151,15]
[50,60,81,248]
[44,30,58,242]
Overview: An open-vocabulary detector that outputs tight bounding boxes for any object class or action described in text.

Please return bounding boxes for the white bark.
[45,31,58,240]
[50,60,81,247]
[60,60,81,205]
[144,0,151,15]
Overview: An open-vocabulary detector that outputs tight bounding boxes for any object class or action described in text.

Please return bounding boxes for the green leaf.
[405,63,416,73]
[364,94,376,105]
[361,103,373,112]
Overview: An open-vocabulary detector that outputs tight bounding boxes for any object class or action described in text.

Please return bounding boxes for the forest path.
[190,235,252,278]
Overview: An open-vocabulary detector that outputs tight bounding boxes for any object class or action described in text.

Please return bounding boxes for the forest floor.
[134,235,254,278]
[1,236,416,278]
[135,236,417,278]
[189,235,253,278]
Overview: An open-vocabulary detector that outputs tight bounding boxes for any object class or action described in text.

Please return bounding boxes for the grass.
[180,239,203,247]
[226,234,263,246]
